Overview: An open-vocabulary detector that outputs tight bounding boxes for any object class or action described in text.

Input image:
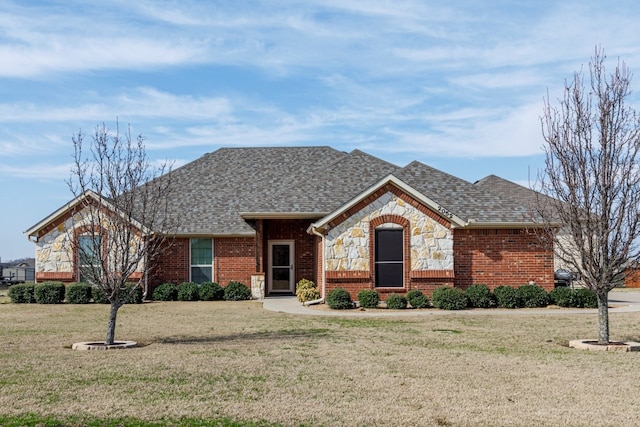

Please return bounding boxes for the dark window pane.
[272,244,290,267]
[375,230,403,262]
[191,266,212,284]
[375,228,403,288]
[375,263,403,287]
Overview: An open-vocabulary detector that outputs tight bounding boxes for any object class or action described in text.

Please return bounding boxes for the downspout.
[309,225,326,305]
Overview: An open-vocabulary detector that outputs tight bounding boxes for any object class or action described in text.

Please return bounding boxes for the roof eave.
[309,174,467,234]
[240,212,327,220]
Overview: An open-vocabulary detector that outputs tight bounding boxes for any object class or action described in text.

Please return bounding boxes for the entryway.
[268,240,295,294]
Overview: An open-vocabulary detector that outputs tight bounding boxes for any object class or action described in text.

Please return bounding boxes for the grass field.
[1,296,640,426]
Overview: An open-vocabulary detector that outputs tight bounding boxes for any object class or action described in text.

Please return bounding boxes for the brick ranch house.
[25,146,554,300]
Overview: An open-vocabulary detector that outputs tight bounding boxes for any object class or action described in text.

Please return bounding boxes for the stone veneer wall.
[34,210,144,282]
[35,214,80,276]
[325,191,453,272]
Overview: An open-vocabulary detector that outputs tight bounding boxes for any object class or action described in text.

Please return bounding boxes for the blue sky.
[2,0,640,261]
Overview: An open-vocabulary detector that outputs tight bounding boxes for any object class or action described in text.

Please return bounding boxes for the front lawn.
[0,301,639,426]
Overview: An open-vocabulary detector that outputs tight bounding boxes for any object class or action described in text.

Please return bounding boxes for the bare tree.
[68,121,173,345]
[539,47,640,344]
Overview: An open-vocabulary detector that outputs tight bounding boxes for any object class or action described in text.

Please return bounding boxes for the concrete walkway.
[262,290,640,316]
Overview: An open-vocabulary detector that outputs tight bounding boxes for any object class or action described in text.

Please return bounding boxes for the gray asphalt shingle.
[155,147,539,235]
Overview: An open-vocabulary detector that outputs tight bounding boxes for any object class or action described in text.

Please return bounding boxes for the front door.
[268,240,295,294]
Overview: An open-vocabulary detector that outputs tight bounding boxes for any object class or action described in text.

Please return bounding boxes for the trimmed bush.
[465,284,494,308]
[177,282,200,301]
[65,283,92,304]
[385,294,408,309]
[199,282,224,301]
[8,283,36,303]
[573,288,598,308]
[326,288,353,310]
[296,279,320,303]
[549,286,573,307]
[357,289,380,308]
[406,289,430,308]
[494,286,521,309]
[517,284,549,308]
[432,286,468,310]
[224,281,251,301]
[34,281,65,304]
[91,286,109,304]
[123,283,144,304]
[153,283,178,301]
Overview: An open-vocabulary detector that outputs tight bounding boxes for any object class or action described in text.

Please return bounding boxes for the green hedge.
[517,284,549,308]
[432,286,468,310]
[326,288,353,309]
[385,294,408,309]
[494,285,521,309]
[224,281,251,301]
[34,282,65,304]
[8,283,36,303]
[406,289,430,308]
[465,284,494,308]
[153,283,178,301]
[65,283,92,304]
[177,282,200,301]
[357,289,379,308]
[199,282,224,301]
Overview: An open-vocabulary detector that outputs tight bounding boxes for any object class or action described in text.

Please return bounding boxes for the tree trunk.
[105,301,119,345]
[596,290,610,344]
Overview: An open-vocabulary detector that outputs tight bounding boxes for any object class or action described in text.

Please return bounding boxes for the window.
[78,235,102,284]
[374,228,403,287]
[191,238,213,283]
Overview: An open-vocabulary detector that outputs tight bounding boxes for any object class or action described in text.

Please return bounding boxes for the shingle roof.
[158,146,400,235]
[393,162,536,224]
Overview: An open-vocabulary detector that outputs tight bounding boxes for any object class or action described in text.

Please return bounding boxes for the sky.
[1,0,640,262]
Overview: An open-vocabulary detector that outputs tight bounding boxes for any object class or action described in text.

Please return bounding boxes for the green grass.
[0,414,282,427]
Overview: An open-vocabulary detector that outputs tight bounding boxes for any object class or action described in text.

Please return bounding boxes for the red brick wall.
[453,228,554,290]
[263,219,317,289]
[150,238,190,288]
[214,237,255,286]
[150,237,256,289]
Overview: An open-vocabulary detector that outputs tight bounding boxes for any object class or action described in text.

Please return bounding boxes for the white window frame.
[190,238,214,283]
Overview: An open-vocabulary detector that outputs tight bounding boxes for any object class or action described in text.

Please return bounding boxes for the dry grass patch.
[1,301,640,426]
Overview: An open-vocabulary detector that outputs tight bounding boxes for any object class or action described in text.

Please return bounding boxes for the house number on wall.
[437,205,454,219]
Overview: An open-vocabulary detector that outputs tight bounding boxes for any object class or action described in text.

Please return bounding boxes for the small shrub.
[92,286,109,304]
[494,286,521,309]
[34,282,65,304]
[465,284,494,308]
[296,279,320,303]
[432,286,468,310]
[406,289,430,308]
[199,282,224,301]
[123,283,144,304]
[573,288,598,308]
[177,282,200,301]
[357,289,380,308]
[385,294,408,309]
[8,283,36,303]
[153,283,177,301]
[549,286,573,307]
[65,283,92,304]
[517,284,549,308]
[326,288,353,309]
[224,281,251,301]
